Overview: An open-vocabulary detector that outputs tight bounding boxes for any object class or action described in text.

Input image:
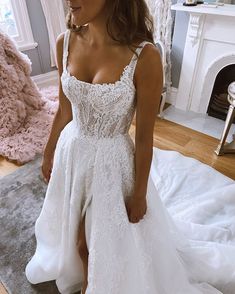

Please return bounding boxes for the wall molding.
[31,70,58,89]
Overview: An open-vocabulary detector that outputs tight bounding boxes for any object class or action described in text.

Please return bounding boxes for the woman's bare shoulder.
[56,32,66,76]
[55,28,84,60]
[56,31,66,48]
[137,42,162,73]
[133,41,163,90]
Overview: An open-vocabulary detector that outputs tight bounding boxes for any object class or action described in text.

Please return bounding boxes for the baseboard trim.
[166,87,178,105]
[31,70,59,89]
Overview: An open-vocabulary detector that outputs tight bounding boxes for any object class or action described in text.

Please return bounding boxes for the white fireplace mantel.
[172,3,235,17]
[171,3,235,113]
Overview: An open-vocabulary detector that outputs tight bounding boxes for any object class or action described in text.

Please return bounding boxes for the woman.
[25,1,230,293]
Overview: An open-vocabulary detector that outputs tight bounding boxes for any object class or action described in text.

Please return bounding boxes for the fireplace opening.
[207,64,235,123]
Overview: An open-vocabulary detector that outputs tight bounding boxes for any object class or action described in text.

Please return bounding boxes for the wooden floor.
[130,116,235,180]
[0,111,235,293]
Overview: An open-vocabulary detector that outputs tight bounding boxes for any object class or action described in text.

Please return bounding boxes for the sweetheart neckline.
[62,63,136,90]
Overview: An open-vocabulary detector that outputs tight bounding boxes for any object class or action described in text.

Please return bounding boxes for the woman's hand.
[41,153,54,184]
[125,195,147,223]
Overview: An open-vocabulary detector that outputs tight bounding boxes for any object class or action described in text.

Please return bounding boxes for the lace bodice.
[60,29,153,139]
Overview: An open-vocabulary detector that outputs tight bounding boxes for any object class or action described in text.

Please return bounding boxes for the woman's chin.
[71,18,82,27]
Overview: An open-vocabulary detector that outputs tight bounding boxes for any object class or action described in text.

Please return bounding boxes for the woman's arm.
[43,32,73,158]
[133,44,163,199]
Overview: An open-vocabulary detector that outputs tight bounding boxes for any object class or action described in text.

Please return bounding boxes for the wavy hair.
[65,0,154,55]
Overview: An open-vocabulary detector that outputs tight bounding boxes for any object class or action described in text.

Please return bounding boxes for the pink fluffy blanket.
[0,31,58,165]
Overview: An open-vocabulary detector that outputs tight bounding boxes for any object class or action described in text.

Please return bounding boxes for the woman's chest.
[61,72,136,115]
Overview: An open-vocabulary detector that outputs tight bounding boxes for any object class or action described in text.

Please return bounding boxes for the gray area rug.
[0,154,80,294]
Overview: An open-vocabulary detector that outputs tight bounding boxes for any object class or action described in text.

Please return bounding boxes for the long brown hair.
[65,0,154,55]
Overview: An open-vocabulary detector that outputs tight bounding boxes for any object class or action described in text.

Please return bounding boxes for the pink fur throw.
[0,31,59,165]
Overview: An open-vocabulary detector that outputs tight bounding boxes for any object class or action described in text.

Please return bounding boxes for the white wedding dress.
[25,29,235,294]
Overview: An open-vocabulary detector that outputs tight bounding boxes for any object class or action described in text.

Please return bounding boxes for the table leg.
[215,104,235,155]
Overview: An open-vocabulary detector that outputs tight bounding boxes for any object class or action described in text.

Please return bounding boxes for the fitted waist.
[58,121,135,156]
[78,131,130,140]
[69,120,131,142]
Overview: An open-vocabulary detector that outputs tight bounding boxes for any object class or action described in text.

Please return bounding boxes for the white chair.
[155,39,167,118]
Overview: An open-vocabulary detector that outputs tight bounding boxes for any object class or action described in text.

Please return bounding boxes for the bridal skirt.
[25,121,235,294]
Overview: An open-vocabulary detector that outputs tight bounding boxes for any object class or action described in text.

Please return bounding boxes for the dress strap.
[63,29,71,72]
[128,40,155,80]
